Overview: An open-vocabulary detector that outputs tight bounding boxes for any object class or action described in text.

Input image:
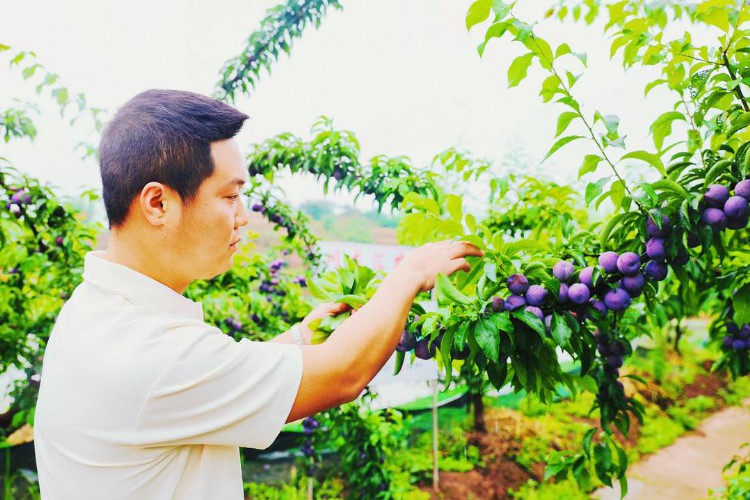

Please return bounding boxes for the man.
[33,89,483,499]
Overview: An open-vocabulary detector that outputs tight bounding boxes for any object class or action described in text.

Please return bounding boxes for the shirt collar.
[82,251,204,321]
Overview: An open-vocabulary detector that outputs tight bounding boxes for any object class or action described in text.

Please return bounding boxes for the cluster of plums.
[301,416,319,476]
[4,188,33,218]
[396,319,467,361]
[594,331,628,375]
[224,317,243,333]
[698,179,750,232]
[252,201,287,227]
[723,323,750,351]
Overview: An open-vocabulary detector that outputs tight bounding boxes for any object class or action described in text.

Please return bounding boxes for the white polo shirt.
[34,251,303,499]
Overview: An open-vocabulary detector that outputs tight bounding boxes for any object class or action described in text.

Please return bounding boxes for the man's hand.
[299,302,351,343]
[393,240,484,293]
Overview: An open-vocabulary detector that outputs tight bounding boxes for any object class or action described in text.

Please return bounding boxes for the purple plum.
[616,252,641,276]
[671,249,690,266]
[525,306,544,322]
[705,184,730,208]
[620,272,645,296]
[701,207,727,231]
[599,252,619,274]
[578,266,595,288]
[728,323,740,335]
[605,355,624,369]
[644,260,668,281]
[733,339,747,351]
[740,324,750,340]
[491,296,505,313]
[723,336,734,348]
[724,196,750,219]
[396,329,417,352]
[568,283,591,304]
[553,261,575,282]
[526,285,548,306]
[727,213,749,230]
[604,288,632,311]
[414,338,437,359]
[251,203,264,212]
[545,315,552,333]
[646,213,671,237]
[507,274,530,295]
[588,300,608,319]
[609,340,627,356]
[558,283,569,303]
[735,179,750,201]
[505,294,526,311]
[646,238,666,261]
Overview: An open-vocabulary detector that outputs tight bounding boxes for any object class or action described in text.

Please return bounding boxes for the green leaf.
[478,20,511,56]
[556,43,571,58]
[551,311,572,347]
[620,150,666,177]
[650,111,685,150]
[555,111,579,137]
[393,350,405,375]
[466,0,491,31]
[435,273,473,306]
[446,194,463,223]
[508,53,535,88]
[579,154,603,178]
[585,177,609,205]
[653,178,690,201]
[542,135,585,162]
[728,111,750,137]
[513,310,546,337]
[734,283,750,325]
[474,317,500,362]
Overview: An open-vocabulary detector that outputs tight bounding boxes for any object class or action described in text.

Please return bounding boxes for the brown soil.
[418,367,731,500]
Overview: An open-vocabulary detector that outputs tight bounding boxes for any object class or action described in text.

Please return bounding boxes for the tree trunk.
[472,390,486,433]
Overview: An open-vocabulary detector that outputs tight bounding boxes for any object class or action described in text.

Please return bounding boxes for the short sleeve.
[134,328,303,449]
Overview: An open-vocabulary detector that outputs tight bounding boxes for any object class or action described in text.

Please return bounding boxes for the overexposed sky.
[1,0,679,217]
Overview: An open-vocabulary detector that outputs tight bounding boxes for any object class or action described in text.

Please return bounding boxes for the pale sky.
[1,0,680,219]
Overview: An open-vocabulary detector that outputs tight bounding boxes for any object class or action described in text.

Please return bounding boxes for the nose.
[236,197,250,228]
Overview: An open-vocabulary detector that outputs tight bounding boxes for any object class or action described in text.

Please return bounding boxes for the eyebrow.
[224,178,246,188]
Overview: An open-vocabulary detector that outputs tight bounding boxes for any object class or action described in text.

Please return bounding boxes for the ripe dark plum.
[545,315,552,333]
[701,207,727,231]
[646,238,666,260]
[727,213,749,230]
[687,232,701,248]
[735,179,750,201]
[724,196,750,219]
[616,252,641,276]
[452,342,470,360]
[671,249,689,266]
[597,342,609,356]
[553,261,575,281]
[507,274,529,295]
[728,323,740,335]
[740,324,750,340]
[605,355,624,369]
[396,329,417,352]
[723,336,735,348]
[414,338,437,360]
[525,306,544,322]
[578,266,595,288]
[525,285,548,306]
[705,184,730,208]
[598,252,619,274]
[504,294,526,311]
[251,203,264,212]
[587,300,607,319]
[604,288,631,311]
[733,339,747,351]
[620,272,645,296]
[609,340,627,355]
[568,283,591,304]
[491,296,505,312]
[558,283,569,303]
[644,260,668,281]
[646,213,671,237]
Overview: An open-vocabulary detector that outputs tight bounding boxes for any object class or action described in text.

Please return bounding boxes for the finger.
[446,257,471,275]
[448,241,485,259]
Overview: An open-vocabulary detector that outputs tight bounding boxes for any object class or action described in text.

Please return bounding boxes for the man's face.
[172,138,250,280]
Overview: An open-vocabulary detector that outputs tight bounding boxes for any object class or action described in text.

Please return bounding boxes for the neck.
[104,228,190,294]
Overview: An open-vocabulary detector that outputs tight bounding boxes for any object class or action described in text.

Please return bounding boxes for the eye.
[227,194,240,200]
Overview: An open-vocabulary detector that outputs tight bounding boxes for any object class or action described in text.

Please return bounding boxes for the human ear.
[139,182,170,226]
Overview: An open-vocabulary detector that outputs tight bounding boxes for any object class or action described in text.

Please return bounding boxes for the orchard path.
[595,399,750,500]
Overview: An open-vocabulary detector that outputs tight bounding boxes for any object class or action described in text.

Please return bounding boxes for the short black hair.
[99,89,248,228]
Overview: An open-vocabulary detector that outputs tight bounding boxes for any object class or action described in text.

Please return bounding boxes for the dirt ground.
[595,400,750,500]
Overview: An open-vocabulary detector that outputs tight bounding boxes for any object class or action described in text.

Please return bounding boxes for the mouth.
[230,239,241,247]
